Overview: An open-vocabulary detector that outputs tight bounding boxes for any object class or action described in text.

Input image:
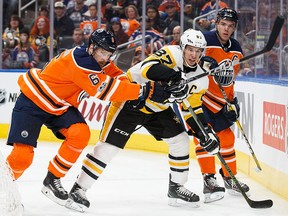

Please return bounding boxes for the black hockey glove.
[166,71,189,103]
[197,125,220,155]
[222,97,240,122]
[200,56,218,73]
[169,84,189,103]
[125,81,170,109]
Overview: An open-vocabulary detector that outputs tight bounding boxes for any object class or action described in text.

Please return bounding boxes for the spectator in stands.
[30,16,53,65]
[129,16,164,55]
[2,15,24,50]
[108,17,129,48]
[71,28,85,47]
[160,0,181,44]
[38,6,49,18]
[54,1,75,37]
[198,17,214,32]
[130,46,148,67]
[185,0,207,19]
[120,4,140,37]
[158,0,180,17]
[138,0,163,16]
[66,0,89,27]
[105,0,135,21]
[79,3,106,40]
[200,0,229,24]
[10,27,36,69]
[146,5,165,33]
[169,25,180,45]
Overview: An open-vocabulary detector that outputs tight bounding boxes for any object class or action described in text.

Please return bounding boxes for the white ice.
[1,139,287,216]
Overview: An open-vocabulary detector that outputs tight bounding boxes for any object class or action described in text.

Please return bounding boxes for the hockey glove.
[169,83,189,103]
[166,71,189,103]
[197,125,220,155]
[200,56,218,74]
[125,81,171,110]
[222,97,240,122]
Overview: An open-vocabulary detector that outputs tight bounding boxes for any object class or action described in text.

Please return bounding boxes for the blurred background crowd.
[1,0,288,80]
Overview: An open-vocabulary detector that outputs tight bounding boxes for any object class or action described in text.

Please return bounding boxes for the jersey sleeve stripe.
[99,78,115,100]
[104,79,120,101]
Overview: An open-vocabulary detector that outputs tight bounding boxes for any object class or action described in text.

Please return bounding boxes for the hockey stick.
[182,99,273,208]
[166,15,285,92]
[233,15,285,65]
[214,76,262,171]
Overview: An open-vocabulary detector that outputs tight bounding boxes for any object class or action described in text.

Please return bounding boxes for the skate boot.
[65,183,90,213]
[219,168,250,196]
[41,171,68,206]
[203,173,225,203]
[168,178,200,208]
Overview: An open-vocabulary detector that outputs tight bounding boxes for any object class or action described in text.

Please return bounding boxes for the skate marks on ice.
[0,140,287,216]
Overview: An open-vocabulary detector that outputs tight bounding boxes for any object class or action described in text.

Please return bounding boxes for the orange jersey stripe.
[18,47,140,115]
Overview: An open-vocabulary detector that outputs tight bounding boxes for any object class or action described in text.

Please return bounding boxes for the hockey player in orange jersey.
[5,29,171,206]
[194,8,250,202]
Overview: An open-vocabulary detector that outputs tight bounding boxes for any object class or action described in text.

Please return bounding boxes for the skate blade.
[204,192,225,203]
[41,186,67,206]
[227,189,251,197]
[65,198,87,213]
[168,198,200,208]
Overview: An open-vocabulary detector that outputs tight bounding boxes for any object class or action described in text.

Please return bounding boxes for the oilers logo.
[214,56,238,86]
[0,89,6,104]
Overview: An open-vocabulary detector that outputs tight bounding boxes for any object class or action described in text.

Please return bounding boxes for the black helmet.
[88,29,117,53]
[216,8,238,24]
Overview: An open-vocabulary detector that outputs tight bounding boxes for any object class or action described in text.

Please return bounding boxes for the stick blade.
[249,199,273,209]
[265,15,285,51]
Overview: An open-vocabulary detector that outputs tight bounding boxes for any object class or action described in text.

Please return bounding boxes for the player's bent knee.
[163,132,190,155]
[7,143,34,179]
[66,123,91,149]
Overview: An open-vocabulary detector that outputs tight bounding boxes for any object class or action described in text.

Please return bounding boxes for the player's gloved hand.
[125,81,171,110]
[222,97,240,122]
[166,71,189,103]
[197,125,220,155]
[168,83,189,103]
[200,56,218,74]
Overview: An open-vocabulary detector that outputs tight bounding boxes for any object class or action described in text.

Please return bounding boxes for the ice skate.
[219,168,250,196]
[203,173,225,203]
[41,171,68,206]
[168,178,200,208]
[65,183,90,213]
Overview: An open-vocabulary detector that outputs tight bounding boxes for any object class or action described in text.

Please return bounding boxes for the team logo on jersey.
[214,58,236,86]
[173,115,181,124]
[21,130,29,138]
[0,89,6,104]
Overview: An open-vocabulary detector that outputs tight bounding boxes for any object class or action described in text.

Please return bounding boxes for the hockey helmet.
[88,29,117,53]
[180,28,207,51]
[216,8,238,24]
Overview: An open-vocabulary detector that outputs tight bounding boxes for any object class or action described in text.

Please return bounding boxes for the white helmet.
[180,29,207,51]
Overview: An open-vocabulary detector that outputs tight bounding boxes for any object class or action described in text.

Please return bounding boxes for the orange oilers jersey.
[120,19,140,37]
[18,46,140,115]
[202,31,243,113]
[79,20,106,35]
